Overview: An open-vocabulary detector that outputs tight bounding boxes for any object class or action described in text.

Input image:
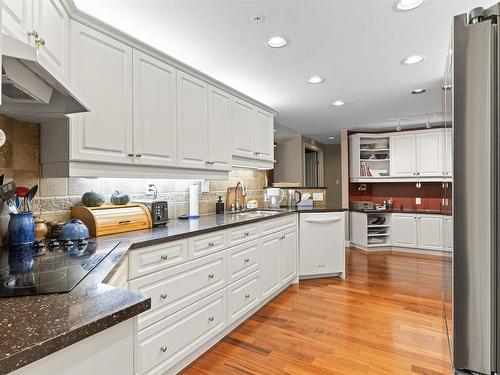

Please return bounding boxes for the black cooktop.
[0,239,120,297]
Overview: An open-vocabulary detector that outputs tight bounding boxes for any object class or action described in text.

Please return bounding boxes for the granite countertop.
[0,207,346,374]
[350,208,452,216]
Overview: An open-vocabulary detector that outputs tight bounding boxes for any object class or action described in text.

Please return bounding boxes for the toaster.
[134,200,169,226]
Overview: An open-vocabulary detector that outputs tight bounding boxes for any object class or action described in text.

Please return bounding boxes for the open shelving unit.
[350,134,391,181]
[351,211,392,250]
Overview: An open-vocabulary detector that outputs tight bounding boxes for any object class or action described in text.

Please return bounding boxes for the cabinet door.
[207,85,232,171]
[232,98,255,159]
[132,50,176,167]
[1,0,31,44]
[255,109,274,161]
[260,234,280,299]
[390,134,416,177]
[416,132,442,176]
[280,229,297,285]
[417,215,442,250]
[33,0,69,81]
[391,214,417,248]
[69,21,133,164]
[443,129,453,177]
[442,216,453,252]
[176,71,208,169]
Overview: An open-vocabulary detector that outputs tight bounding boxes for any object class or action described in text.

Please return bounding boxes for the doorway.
[304,143,324,187]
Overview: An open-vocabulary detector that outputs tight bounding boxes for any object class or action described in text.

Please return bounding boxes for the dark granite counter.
[0,207,346,374]
[350,208,452,216]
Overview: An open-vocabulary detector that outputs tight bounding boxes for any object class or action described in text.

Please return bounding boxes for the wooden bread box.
[71,204,152,237]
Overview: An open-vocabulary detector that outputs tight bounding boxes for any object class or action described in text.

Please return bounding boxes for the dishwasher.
[299,212,345,279]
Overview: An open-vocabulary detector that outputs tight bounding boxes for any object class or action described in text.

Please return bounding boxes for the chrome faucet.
[234,181,247,211]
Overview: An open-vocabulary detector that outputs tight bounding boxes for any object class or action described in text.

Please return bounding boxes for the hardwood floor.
[182,248,452,375]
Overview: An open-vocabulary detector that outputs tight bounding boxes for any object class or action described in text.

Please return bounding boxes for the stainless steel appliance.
[452,4,500,374]
[134,200,168,226]
[281,189,302,207]
[350,201,374,211]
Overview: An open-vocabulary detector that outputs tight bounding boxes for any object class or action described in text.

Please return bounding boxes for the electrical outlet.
[415,197,421,205]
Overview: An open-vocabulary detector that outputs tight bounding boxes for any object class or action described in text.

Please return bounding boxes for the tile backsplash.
[0,115,266,245]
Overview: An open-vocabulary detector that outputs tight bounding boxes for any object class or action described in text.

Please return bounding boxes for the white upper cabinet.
[390,134,416,177]
[1,0,31,44]
[132,50,176,167]
[416,132,442,176]
[255,108,274,161]
[69,21,133,164]
[232,98,255,159]
[32,0,69,81]
[207,85,232,171]
[176,71,208,169]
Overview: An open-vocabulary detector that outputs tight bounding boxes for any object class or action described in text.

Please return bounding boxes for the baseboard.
[344,240,351,248]
[350,243,450,256]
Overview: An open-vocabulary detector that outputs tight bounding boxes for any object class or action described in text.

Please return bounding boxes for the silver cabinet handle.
[244,258,250,263]
[208,242,215,247]
[127,153,134,157]
[160,254,168,260]
[244,232,250,237]
[208,273,215,279]
[160,345,168,353]
[208,316,215,322]
[244,294,250,299]
[135,153,143,157]
[160,293,168,299]
[205,161,210,165]
[280,235,286,240]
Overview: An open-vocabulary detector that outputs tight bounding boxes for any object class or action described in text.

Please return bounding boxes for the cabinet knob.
[244,258,250,263]
[280,235,286,240]
[127,153,134,157]
[208,242,215,247]
[160,254,168,260]
[160,345,168,353]
[205,161,210,165]
[160,293,168,299]
[208,316,215,322]
[28,31,45,50]
[208,273,215,279]
[135,153,143,158]
[244,232,250,237]
[244,294,250,299]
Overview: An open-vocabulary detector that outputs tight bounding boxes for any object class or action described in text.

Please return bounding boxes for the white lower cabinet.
[127,215,298,374]
[391,214,418,248]
[260,233,281,299]
[227,270,261,324]
[417,215,443,250]
[280,228,297,284]
[137,290,226,375]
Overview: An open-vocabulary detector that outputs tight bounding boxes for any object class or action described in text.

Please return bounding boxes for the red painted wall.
[349,182,452,212]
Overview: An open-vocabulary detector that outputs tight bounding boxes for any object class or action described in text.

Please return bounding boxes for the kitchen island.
[0,207,346,375]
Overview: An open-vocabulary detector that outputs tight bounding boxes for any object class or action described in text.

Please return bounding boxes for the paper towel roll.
[189,184,199,217]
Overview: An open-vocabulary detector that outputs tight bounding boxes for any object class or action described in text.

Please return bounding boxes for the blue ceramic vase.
[8,212,35,247]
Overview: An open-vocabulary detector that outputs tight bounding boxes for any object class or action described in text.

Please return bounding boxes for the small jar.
[34,217,48,242]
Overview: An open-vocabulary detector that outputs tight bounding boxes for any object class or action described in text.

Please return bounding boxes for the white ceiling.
[74,0,493,143]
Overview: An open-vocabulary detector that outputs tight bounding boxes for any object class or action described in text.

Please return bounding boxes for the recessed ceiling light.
[251,15,265,24]
[401,55,425,65]
[396,0,424,11]
[410,89,426,94]
[266,36,288,48]
[328,136,336,140]
[332,100,345,106]
[307,76,324,84]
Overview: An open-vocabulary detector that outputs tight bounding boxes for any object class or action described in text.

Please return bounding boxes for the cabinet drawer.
[129,252,226,330]
[128,240,188,279]
[227,270,260,324]
[227,240,260,284]
[137,290,226,375]
[261,215,296,237]
[188,231,226,259]
[227,224,259,246]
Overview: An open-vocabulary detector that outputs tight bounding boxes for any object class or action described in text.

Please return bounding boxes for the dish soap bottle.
[216,196,224,214]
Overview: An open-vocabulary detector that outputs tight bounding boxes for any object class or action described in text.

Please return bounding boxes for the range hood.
[0,34,89,122]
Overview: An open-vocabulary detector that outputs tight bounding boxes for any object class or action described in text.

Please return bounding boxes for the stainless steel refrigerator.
[453,4,500,374]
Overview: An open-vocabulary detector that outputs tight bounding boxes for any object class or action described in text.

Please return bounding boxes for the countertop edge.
[2,296,151,374]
